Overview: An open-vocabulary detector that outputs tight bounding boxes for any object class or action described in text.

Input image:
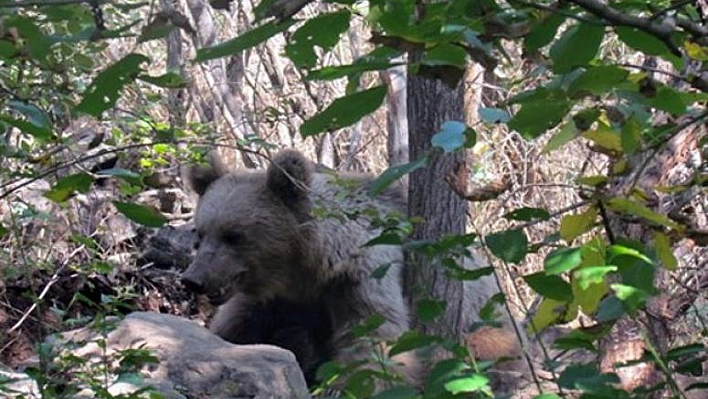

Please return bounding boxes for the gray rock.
[52,312,311,399]
[0,367,39,398]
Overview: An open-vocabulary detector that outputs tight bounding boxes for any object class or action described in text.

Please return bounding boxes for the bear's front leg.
[209,292,261,343]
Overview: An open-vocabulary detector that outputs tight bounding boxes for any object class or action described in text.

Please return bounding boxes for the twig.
[650,0,694,19]
[568,0,682,56]
[596,199,615,245]
[618,62,685,82]
[509,0,605,26]
[0,140,268,201]
[7,245,85,334]
[0,0,110,7]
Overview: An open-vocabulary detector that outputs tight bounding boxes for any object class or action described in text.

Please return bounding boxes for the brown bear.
[180,149,524,390]
[180,149,416,384]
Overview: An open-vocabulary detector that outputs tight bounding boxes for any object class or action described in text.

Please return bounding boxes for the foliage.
[0,0,705,398]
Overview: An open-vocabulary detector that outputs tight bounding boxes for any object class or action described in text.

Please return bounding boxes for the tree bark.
[405,70,468,338]
[184,0,259,167]
[162,0,186,127]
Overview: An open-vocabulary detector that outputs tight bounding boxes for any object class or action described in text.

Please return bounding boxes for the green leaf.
[576,175,608,187]
[621,116,642,154]
[422,43,467,68]
[549,23,604,73]
[542,122,578,154]
[524,272,573,302]
[649,86,687,115]
[137,22,175,43]
[7,100,51,131]
[525,13,565,52]
[364,232,403,247]
[444,374,489,394]
[559,206,598,242]
[544,247,583,275]
[653,231,677,270]
[554,329,601,352]
[508,90,570,139]
[76,53,149,117]
[389,331,441,357]
[485,229,528,264]
[44,173,94,203]
[0,39,18,58]
[0,115,53,141]
[558,364,620,392]
[611,283,648,313]
[416,299,446,323]
[574,266,617,290]
[607,198,681,230]
[431,121,474,153]
[301,85,387,137]
[138,72,187,88]
[569,66,629,96]
[95,168,141,181]
[607,244,654,267]
[532,394,562,399]
[370,264,392,279]
[478,107,510,124]
[196,20,296,62]
[6,16,50,66]
[446,265,494,281]
[615,26,682,68]
[368,154,428,196]
[596,296,625,322]
[371,386,418,399]
[503,207,550,222]
[345,369,377,399]
[113,201,167,227]
[285,11,350,68]
[351,314,386,338]
[666,343,706,361]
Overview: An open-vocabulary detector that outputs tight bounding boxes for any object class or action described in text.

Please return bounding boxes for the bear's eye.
[222,231,243,245]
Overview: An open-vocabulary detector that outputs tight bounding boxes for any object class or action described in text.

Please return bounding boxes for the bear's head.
[181,150,317,304]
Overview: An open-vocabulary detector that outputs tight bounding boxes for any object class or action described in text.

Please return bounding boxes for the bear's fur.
[181,149,524,389]
[181,149,415,382]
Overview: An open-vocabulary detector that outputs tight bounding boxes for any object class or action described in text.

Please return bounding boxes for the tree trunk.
[405,71,468,338]
[382,62,409,168]
[162,0,186,127]
[184,0,259,167]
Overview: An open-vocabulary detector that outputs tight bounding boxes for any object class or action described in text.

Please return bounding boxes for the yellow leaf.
[583,124,622,152]
[576,175,608,187]
[529,298,569,333]
[654,231,677,270]
[684,41,708,61]
[572,279,608,315]
[580,236,606,266]
[560,206,599,243]
[612,158,629,175]
[607,198,682,231]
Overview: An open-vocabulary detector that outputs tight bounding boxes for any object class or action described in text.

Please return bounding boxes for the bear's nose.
[180,274,205,294]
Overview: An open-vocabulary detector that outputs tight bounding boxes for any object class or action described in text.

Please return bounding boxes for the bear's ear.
[266,150,313,204]
[187,151,227,196]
